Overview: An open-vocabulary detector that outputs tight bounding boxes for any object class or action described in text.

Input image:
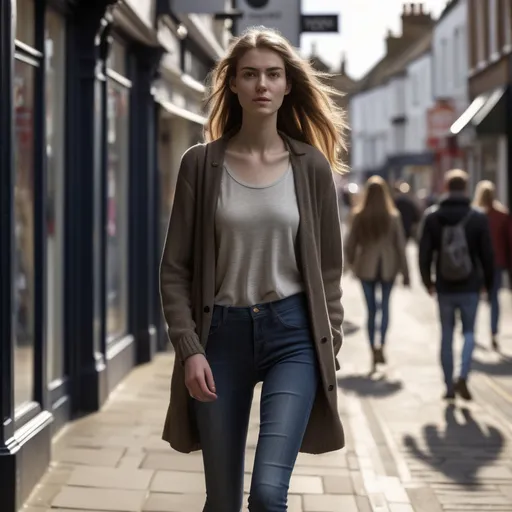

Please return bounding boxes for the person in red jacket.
[473,180,511,350]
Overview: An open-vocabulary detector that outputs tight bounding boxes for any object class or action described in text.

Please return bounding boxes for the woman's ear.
[229,75,237,94]
[285,80,292,95]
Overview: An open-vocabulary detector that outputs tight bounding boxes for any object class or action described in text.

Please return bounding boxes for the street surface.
[22,246,512,511]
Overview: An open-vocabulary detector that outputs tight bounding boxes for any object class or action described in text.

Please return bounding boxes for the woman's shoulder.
[181,142,207,164]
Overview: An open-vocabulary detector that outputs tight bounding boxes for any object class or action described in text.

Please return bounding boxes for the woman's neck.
[230,115,284,154]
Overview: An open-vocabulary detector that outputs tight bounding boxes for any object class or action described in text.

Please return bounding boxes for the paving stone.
[52,486,146,511]
[150,470,205,493]
[53,447,125,467]
[355,496,373,512]
[389,505,414,512]
[39,466,73,485]
[293,465,349,476]
[118,454,146,469]
[297,451,348,468]
[350,471,367,496]
[25,483,62,508]
[143,492,204,511]
[476,466,512,480]
[141,453,204,471]
[367,492,390,511]
[67,466,154,490]
[302,494,359,512]
[322,475,354,494]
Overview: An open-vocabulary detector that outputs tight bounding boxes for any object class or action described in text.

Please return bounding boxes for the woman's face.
[230,48,291,118]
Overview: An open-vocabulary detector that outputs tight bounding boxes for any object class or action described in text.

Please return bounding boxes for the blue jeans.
[194,293,319,512]
[490,268,503,335]
[361,280,394,347]
[438,293,479,390]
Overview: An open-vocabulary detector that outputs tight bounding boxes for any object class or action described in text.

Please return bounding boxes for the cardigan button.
[328,384,334,391]
[321,336,327,344]
[203,306,210,313]
[211,161,219,167]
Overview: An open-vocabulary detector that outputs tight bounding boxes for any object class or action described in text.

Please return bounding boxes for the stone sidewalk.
[22,250,512,511]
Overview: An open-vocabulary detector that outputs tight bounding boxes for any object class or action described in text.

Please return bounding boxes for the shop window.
[15,0,35,46]
[44,9,66,382]
[13,59,35,407]
[106,41,130,340]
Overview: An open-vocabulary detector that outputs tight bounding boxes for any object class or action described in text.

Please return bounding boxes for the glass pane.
[107,39,126,76]
[45,9,66,382]
[16,0,35,47]
[93,79,103,353]
[106,81,129,338]
[14,59,35,407]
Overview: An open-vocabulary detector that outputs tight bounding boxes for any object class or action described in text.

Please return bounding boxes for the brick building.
[450,0,512,205]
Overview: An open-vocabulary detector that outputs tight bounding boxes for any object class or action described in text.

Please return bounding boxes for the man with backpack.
[418,169,494,401]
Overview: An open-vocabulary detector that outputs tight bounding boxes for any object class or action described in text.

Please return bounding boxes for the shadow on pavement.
[337,373,402,398]
[403,405,504,487]
[472,354,512,376]
[342,320,360,336]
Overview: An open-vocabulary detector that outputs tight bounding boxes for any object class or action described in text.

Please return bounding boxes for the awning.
[158,99,207,125]
[450,86,508,136]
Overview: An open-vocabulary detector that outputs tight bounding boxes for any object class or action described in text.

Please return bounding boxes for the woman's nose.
[256,75,267,90]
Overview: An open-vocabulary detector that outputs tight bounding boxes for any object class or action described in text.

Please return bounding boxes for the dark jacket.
[395,194,421,239]
[418,194,494,294]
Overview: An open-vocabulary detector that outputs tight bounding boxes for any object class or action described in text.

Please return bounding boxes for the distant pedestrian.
[473,180,511,351]
[418,169,494,401]
[160,27,346,511]
[345,176,410,372]
[393,181,421,241]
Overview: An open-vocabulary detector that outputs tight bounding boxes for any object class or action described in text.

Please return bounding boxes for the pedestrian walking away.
[159,26,347,512]
[345,176,410,372]
[473,180,511,351]
[393,180,422,242]
[418,169,494,401]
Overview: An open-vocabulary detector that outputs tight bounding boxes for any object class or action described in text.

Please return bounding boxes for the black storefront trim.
[1,2,57,510]
[128,43,163,364]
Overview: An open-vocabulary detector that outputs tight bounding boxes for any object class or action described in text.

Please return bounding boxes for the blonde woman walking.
[473,180,511,350]
[345,176,409,370]
[160,26,346,511]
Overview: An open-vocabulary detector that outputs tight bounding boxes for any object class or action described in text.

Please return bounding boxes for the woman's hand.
[184,354,218,402]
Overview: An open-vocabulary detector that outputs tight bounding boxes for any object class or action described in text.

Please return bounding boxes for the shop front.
[0,0,165,509]
[451,85,511,206]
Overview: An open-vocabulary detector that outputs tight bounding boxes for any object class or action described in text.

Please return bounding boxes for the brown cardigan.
[345,212,409,282]
[160,131,345,454]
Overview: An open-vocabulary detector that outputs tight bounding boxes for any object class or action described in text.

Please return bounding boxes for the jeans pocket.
[274,305,310,330]
[209,307,226,336]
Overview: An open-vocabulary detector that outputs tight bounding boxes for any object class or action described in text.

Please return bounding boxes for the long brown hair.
[473,180,508,213]
[204,26,347,174]
[352,176,398,242]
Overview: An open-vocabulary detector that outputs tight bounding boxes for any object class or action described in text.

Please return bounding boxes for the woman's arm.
[160,147,205,365]
[320,172,344,370]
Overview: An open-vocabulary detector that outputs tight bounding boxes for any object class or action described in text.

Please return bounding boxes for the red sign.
[427,100,456,149]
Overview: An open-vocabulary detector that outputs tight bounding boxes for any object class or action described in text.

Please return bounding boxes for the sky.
[300,0,449,79]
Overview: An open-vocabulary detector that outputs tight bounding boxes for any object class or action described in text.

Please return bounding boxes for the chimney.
[401,2,433,39]
[386,30,404,57]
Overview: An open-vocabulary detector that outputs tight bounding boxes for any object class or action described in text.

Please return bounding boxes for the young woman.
[345,176,409,370]
[160,27,346,511]
[473,180,510,350]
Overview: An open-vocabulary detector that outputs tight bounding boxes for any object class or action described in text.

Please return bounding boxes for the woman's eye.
[243,71,255,78]
[269,72,280,78]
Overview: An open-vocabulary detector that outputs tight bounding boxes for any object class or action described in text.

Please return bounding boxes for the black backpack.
[439,210,474,281]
